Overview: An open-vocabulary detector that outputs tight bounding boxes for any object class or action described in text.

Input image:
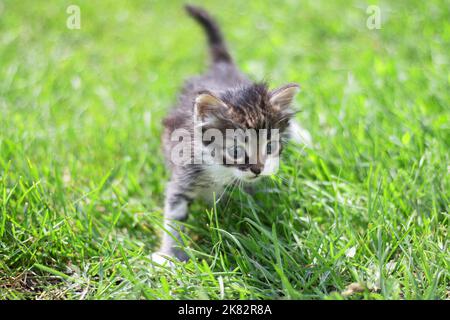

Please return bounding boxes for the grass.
[0,0,449,299]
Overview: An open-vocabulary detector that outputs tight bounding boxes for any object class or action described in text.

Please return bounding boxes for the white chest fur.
[198,165,236,203]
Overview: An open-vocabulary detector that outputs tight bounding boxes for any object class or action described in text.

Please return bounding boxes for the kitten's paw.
[150,250,189,268]
[150,252,176,268]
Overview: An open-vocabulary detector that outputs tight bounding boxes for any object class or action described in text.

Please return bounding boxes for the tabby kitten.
[152,5,309,263]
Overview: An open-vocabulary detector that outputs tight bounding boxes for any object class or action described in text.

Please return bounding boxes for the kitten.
[152,5,310,264]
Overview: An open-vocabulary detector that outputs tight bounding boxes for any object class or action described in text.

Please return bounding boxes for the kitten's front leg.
[153,180,190,263]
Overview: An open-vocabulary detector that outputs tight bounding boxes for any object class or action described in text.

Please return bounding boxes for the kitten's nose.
[250,166,261,176]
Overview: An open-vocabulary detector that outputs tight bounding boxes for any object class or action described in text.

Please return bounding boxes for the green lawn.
[0,0,449,299]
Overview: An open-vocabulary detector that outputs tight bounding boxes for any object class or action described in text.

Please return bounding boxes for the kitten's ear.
[270,83,300,111]
[194,92,228,124]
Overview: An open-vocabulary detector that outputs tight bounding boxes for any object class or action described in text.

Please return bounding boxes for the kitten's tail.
[185,4,232,64]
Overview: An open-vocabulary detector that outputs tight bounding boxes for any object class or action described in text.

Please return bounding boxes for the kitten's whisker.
[220,177,239,213]
[215,177,236,203]
[238,179,244,214]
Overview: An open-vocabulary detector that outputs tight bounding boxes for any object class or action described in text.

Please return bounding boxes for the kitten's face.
[195,83,299,183]
[220,128,282,182]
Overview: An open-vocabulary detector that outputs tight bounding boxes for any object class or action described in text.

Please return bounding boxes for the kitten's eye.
[266,141,279,155]
[227,145,246,161]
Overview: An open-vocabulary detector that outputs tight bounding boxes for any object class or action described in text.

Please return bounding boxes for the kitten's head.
[194,82,299,182]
